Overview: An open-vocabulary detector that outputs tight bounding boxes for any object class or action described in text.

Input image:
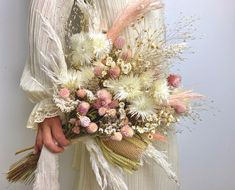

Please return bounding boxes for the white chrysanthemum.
[153,80,170,104]
[70,32,94,65]
[128,96,156,120]
[60,69,81,90]
[90,32,112,58]
[107,74,142,101]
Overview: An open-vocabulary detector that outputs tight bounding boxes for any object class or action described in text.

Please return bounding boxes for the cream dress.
[21,0,180,189]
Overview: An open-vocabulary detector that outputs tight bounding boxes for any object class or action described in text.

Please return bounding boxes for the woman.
[20,0,179,189]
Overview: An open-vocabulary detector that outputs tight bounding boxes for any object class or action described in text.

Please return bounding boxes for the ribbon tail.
[33,146,60,190]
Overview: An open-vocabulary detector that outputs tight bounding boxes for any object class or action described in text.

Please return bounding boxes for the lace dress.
[21,0,180,189]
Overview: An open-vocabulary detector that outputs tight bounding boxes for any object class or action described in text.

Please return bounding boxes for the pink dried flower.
[108,100,119,109]
[169,100,187,114]
[86,122,98,134]
[174,102,187,114]
[107,109,117,117]
[94,66,103,77]
[120,125,134,138]
[59,87,70,98]
[98,107,108,116]
[109,66,121,79]
[72,127,81,134]
[77,101,90,116]
[79,116,91,127]
[76,89,87,98]
[69,118,77,125]
[167,74,182,88]
[110,132,123,141]
[97,89,112,101]
[93,99,102,109]
[114,36,125,49]
[121,49,132,61]
[75,120,81,127]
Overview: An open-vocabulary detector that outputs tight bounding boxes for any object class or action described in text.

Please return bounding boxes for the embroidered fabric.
[26,99,62,129]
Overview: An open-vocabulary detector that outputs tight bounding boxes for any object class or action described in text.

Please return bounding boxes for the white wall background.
[0,0,234,190]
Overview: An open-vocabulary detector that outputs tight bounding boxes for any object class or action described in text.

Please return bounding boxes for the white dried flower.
[107,74,142,101]
[60,69,82,90]
[85,90,96,101]
[128,96,156,120]
[153,80,170,104]
[53,95,79,113]
[121,62,132,74]
[70,32,94,65]
[117,58,124,65]
[90,32,112,58]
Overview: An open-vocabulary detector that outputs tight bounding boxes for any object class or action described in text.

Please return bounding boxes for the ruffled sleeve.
[20,0,73,129]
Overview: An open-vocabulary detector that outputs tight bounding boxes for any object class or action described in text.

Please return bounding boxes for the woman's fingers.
[41,124,64,153]
[51,119,70,147]
[34,126,43,154]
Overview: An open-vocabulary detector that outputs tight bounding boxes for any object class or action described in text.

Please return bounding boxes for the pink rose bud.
[109,66,121,79]
[97,89,112,101]
[80,116,91,127]
[114,36,125,49]
[72,127,81,134]
[77,101,90,115]
[59,87,70,98]
[94,66,103,77]
[86,122,98,134]
[121,49,132,61]
[69,118,77,125]
[76,89,87,98]
[110,132,123,141]
[120,125,134,138]
[167,74,182,88]
[107,109,117,117]
[98,107,108,116]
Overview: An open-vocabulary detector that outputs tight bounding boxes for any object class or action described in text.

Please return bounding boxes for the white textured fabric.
[20,0,74,129]
[33,146,60,190]
[21,0,180,190]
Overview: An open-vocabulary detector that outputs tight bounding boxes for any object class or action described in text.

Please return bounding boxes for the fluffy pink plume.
[107,0,164,42]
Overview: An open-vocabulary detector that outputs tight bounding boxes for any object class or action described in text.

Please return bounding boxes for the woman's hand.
[34,116,70,154]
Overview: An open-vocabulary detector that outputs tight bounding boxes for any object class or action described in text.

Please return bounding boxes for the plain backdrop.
[0,0,234,190]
